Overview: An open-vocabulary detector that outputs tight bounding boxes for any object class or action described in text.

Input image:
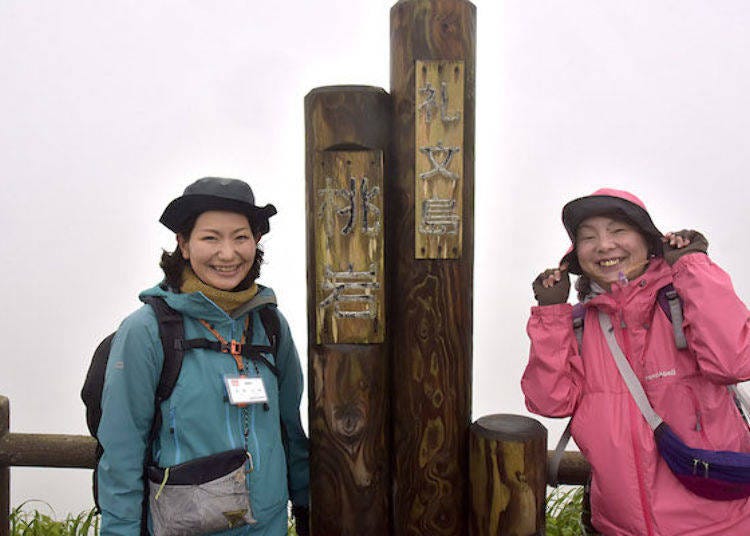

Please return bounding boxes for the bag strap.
[653,287,749,422]
[552,291,748,485]
[598,311,664,430]
[549,421,572,487]
[140,295,186,536]
[659,286,688,350]
[258,305,280,358]
[551,290,675,484]
[241,306,281,378]
[729,385,750,425]
[141,297,186,404]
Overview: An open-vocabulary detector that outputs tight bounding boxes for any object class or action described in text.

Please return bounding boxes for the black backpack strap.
[258,305,281,358]
[241,305,282,378]
[176,338,223,351]
[142,296,186,404]
[140,296,186,536]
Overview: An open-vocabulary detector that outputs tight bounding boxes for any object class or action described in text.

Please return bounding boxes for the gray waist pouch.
[148,448,257,536]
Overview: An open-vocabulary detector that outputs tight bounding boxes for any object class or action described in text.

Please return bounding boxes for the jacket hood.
[561,188,663,275]
[139,283,277,322]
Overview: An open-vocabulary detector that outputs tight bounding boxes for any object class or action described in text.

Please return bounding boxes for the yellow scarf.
[180,268,258,315]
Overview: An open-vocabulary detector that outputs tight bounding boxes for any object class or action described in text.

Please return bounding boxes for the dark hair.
[575,275,593,302]
[159,213,265,291]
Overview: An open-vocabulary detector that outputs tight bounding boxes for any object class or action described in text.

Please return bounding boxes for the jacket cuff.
[530,302,573,318]
[671,251,711,276]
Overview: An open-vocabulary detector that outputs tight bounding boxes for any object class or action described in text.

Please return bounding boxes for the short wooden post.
[389,0,476,534]
[1,396,10,536]
[305,86,391,535]
[469,415,546,536]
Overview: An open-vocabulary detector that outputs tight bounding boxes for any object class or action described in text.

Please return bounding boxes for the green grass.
[546,486,585,536]
[10,502,300,535]
[10,502,99,536]
[10,495,575,536]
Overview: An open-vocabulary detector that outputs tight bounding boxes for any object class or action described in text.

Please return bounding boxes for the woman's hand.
[663,230,708,265]
[532,263,570,305]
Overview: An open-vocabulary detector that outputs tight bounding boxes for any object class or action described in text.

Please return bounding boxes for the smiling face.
[575,215,650,290]
[177,210,258,291]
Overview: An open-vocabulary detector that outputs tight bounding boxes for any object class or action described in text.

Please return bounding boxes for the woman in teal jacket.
[97,177,309,536]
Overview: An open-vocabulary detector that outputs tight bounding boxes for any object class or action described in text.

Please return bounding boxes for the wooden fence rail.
[0,396,591,535]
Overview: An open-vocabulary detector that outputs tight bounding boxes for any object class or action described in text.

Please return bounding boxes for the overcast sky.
[2,0,750,516]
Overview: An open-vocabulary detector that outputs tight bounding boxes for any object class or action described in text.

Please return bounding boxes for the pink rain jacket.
[523,255,750,535]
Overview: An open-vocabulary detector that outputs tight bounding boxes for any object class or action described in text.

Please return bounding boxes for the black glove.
[662,229,708,266]
[292,504,309,536]
[532,267,570,306]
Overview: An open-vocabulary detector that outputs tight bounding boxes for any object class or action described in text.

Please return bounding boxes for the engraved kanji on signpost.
[418,81,461,124]
[313,150,384,344]
[419,142,460,182]
[319,263,380,318]
[318,176,381,237]
[420,198,459,235]
[415,60,465,259]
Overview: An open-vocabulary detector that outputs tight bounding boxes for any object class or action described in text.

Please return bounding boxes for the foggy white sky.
[2,0,750,516]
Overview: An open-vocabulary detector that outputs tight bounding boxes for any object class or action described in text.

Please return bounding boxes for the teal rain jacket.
[97,284,309,535]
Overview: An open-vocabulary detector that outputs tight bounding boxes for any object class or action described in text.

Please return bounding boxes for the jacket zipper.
[169,406,182,464]
[617,310,656,536]
[686,387,713,447]
[234,316,260,473]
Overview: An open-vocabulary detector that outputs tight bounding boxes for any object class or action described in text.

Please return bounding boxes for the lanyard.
[198,317,250,373]
[198,316,256,469]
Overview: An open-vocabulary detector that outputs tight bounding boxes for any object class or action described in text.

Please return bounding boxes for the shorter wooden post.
[469,414,546,536]
[305,86,391,535]
[1,396,10,536]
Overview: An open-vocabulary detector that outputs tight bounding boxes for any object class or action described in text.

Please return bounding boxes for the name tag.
[224,376,268,405]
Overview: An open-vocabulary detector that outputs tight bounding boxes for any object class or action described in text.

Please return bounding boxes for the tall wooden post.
[389,1,476,534]
[469,415,547,536]
[305,86,392,535]
[1,396,9,536]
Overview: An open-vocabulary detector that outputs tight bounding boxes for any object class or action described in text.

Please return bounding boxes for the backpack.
[548,284,750,486]
[80,295,281,529]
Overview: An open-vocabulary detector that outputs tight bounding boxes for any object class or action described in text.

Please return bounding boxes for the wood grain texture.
[309,346,389,535]
[305,87,391,535]
[0,433,96,468]
[389,1,476,534]
[469,415,546,536]
[313,150,384,344]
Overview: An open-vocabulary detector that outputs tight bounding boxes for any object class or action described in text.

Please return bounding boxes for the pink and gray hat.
[560,188,663,275]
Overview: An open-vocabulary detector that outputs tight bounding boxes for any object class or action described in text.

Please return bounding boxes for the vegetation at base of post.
[546,486,585,536]
[10,502,299,535]
[10,501,99,536]
[10,495,580,536]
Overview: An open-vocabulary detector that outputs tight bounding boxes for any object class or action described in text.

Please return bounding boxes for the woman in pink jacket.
[522,188,750,535]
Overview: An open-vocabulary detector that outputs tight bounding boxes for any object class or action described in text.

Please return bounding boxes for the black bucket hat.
[160,177,277,236]
[560,188,663,274]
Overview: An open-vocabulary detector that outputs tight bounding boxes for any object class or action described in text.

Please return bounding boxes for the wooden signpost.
[389,1,476,534]
[305,86,391,535]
